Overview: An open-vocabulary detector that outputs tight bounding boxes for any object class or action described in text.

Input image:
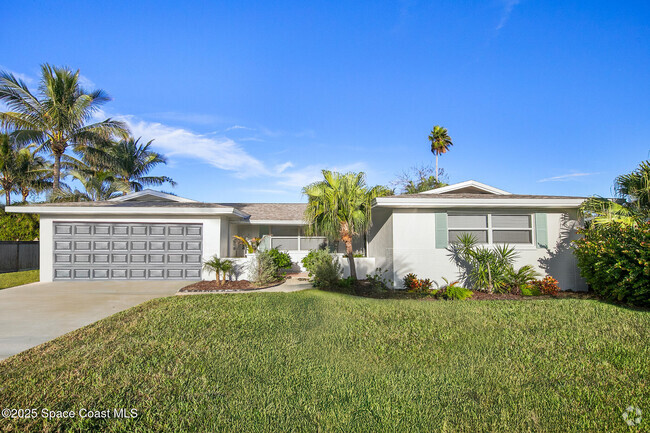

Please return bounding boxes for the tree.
[0,133,21,205]
[393,164,448,194]
[0,133,47,205]
[0,64,129,192]
[84,137,175,193]
[203,256,234,285]
[52,157,128,202]
[302,170,391,280]
[15,145,52,202]
[580,159,650,226]
[428,125,453,181]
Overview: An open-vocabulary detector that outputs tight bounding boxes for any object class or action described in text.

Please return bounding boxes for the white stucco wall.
[372,208,587,291]
[38,214,227,282]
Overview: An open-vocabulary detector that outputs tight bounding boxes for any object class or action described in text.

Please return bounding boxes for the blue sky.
[2,0,650,202]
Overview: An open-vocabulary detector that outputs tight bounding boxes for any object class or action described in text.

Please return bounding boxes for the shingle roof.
[29,201,232,208]
[384,193,588,200]
[221,203,307,221]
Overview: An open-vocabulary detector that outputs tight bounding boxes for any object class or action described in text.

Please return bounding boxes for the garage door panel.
[53,222,203,280]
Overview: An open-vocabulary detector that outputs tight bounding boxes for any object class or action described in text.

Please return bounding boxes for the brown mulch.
[179,279,283,293]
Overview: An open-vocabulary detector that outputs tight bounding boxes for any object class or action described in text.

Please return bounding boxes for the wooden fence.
[0,241,39,273]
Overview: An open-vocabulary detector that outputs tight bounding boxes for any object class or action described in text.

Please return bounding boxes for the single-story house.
[6,180,587,290]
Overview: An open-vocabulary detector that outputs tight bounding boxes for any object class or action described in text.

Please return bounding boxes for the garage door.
[52,222,203,280]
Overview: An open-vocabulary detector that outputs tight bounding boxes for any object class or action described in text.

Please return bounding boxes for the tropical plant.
[250,250,280,285]
[530,276,560,296]
[505,265,540,292]
[301,249,333,276]
[449,233,518,293]
[428,125,453,182]
[84,137,175,193]
[0,133,23,205]
[202,256,234,285]
[15,145,52,202]
[580,159,650,226]
[233,235,260,254]
[302,170,391,280]
[0,64,129,192]
[439,281,473,300]
[393,164,448,194]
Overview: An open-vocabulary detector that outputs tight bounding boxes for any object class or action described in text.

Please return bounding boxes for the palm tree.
[0,64,129,192]
[52,157,128,202]
[203,256,234,285]
[15,144,53,202]
[580,159,650,226]
[84,137,175,193]
[0,133,22,205]
[302,170,391,280]
[428,125,453,181]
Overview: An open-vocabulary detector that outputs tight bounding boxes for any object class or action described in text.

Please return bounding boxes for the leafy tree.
[0,64,129,192]
[580,159,650,226]
[15,144,52,202]
[302,170,391,280]
[84,137,175,193]
[428,125,453,181]
[0,208,39,241]
[0,133,23,205]
[393,164,448,194]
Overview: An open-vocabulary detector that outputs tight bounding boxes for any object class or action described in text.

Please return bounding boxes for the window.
[448,213,534,245]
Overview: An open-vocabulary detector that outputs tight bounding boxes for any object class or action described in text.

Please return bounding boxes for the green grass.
[0,269,39,290]
[1,291,649,432]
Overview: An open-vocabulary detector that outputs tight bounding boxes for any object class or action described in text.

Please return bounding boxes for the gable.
[110,189,198,203]
[421,180,511,196]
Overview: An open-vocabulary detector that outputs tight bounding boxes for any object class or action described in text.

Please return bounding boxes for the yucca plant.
[202,256,234,285]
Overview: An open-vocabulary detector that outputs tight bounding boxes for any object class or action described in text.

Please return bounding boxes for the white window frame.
[448,212,536,247]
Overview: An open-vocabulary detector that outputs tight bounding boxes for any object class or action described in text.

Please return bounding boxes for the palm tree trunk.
[435,154,439,182]
[344,236,357,280]
[53,151,62,192]
[5,190,10,206]
[21,187,29,202]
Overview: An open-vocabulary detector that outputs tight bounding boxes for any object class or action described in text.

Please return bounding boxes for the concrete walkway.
[0,281,185,361]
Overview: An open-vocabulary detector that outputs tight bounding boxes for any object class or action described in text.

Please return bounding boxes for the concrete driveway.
[0,280,186,361]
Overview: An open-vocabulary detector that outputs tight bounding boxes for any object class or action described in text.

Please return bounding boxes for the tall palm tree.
[302,170,391,280]
[615,160,650,211]
[0,133,21,205]
[428,125,453,181]
[54,155,129,202]
[15,144,53,202]
[84,137,175,193]
[0,64,129,192]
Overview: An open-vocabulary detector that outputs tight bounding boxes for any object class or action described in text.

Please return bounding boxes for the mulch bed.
[179,279,283,293]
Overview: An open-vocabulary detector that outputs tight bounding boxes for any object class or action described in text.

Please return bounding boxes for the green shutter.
[435,212,448,249]
[535,213,548,249]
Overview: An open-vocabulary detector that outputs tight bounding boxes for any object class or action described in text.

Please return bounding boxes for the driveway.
[0,281,186,361]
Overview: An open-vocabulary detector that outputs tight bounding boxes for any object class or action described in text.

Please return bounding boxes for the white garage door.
[52,222,203,280]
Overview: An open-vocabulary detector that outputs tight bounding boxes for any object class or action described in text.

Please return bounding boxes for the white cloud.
[120,115,267,177]
[0,66,35,85]
[78,74,96,90]
[537,172,599,183]
[226,125,254,131]
[496,0,520,30]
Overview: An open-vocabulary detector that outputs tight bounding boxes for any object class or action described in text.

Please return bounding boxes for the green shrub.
[440,281,473,300]
[574,222,650,305]
[0,209,39,241]
[310,252,342,288]
[521,286,542,296]
[365,267,393,291]
[268,248,292,269]
[301,249,332,276]
[250,251,280,285]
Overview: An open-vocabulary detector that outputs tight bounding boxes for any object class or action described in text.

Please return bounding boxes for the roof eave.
[5,205,249,217]
[373,197,585,208]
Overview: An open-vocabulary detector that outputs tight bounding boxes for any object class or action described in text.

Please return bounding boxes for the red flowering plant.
[530,276,561,296]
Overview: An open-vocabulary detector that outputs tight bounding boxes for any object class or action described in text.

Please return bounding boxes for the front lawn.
[1,291,648,432]
[0,269,39,290]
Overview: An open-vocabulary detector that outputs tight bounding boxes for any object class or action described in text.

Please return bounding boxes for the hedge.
[573,222,650,306]
[0,208,39,241]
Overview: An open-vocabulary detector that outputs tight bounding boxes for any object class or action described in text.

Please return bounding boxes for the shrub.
[521,286,542,296]
[505,265,540,292]
[301,249,332,276]
[530,276,561,296]
[250,251,279,285]
[202,256,234,285]
[365,267,393,291]
[440,281,473,300]
[574,222,650,305]
[402,273,435,294]
[268,248,292,269]
[0,209,39,241]
[306,250,342,288]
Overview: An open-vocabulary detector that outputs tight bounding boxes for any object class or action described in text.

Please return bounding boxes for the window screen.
[449,230,488,243]
[492,215,531,229]
[448,214,488,229]
[493,230,532,244]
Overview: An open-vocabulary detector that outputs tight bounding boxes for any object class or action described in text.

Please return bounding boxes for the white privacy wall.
[372,208,587,291]
[38,214,226,282]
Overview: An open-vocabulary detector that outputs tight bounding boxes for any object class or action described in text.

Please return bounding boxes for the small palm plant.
[203,256,234,285]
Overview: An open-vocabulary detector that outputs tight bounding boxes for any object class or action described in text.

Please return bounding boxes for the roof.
[375,193,587,209]
[109,189,198,203]
[421,180,512,195]
[386,193,587,200]
[221,203,307,222]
